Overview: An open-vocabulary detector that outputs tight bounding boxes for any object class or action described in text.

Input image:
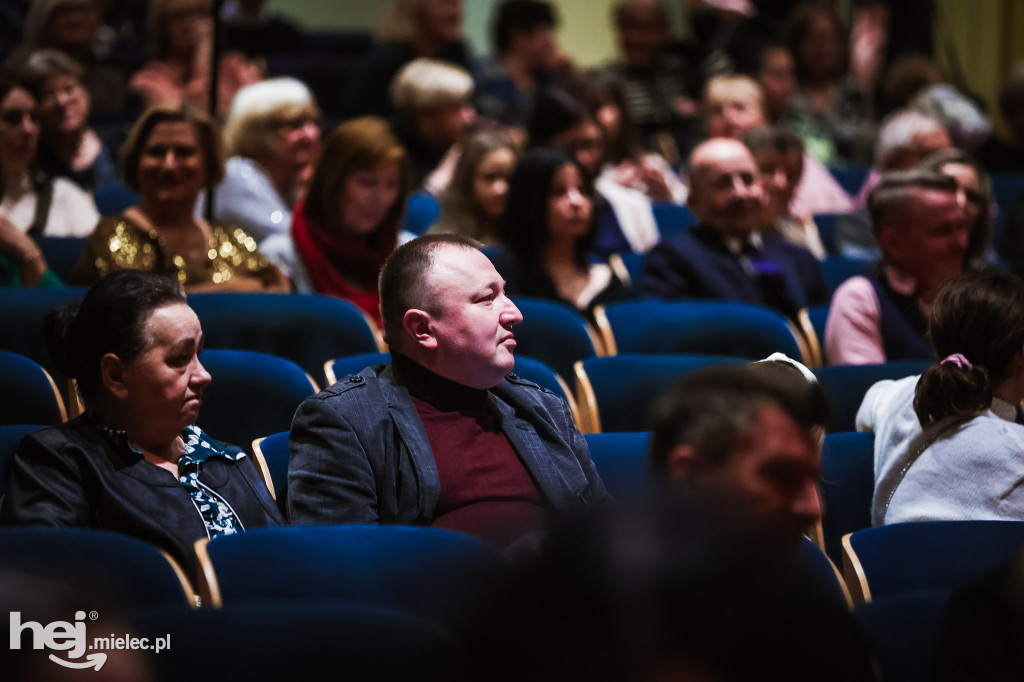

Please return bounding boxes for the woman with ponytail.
[857,268,1024,526]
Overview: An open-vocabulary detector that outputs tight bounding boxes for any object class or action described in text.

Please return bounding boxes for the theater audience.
[389,57,476,189]
[0,269,285,579]
[743,125,826,259]
[858,268,1024,525]
[784,2,876,166]
[606,0,700,159]
[489,147,632,316]
[71,104,288,291]
[0,74,98,237]
[702,73,853,216]
[475,0,567,130]
[341,0,472,120]
[582,68,686,203]
[214,77,321,243]
[529,83,658,257]
[431,129,517,244]
[20,48,119,193]
[130,0,261,117]
[826,170,968,365]
[836,109,952,258]
[260,116,411,325]
[5,0,128,121]
[642,137,827,319]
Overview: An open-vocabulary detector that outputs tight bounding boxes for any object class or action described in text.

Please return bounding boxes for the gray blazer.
[287,363,610,525]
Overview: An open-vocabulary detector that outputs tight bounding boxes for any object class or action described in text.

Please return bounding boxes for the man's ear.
[100,353,129,400]
[666,443,698,481]
[402,308,437,350]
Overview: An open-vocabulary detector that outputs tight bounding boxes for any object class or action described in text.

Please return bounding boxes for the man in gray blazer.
[288,234,609,548]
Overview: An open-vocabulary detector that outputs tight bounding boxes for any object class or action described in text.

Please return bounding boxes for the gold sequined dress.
[70,213,282,288]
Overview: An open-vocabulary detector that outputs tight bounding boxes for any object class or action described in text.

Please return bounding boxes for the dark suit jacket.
[288,363,610,526]
[640,223,828,314]
[0,418,284,580]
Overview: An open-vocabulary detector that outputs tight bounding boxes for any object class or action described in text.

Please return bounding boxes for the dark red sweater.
[393,353,550,549]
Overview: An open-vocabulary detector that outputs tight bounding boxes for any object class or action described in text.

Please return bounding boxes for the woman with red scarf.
[261,117,412,327]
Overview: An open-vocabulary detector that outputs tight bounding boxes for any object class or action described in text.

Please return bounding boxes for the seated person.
[641,138,827,319]
[0,75,98,237]
[488,147,632,317]
[648,362,828,554]
[857,269,1024,526]
[70,104,289,292]
[20,49,119,194]
[529,82,658,258]
[0,269,285,579]
[260,116,412,327]
[743,125,826,260]
[825,170,968,365]
[475,0,567,129]
[431,128,518,245]
[214,77,321,244]
[288,234,610,550]
[389,57,477,189]
[837,109,952,258]
[701,73,853,217]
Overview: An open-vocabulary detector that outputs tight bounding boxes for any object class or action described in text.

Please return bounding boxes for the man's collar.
[722,231,764,256]
[882,263,919,297]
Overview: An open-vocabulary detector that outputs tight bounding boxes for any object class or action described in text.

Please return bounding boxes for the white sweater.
[857,375,1024,526]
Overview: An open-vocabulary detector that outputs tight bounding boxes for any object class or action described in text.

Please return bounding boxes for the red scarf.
[291,201,396,328]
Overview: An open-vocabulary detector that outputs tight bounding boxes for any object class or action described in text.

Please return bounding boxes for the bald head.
[688,138,764,239]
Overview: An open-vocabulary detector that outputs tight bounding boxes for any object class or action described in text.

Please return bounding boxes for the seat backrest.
[795,536,853,607]
[198,349,316,454]
[597,299,808,362]
[33,236,88,282]
[650,201,697,241]
[0,527,195,609]
[128,602,458,682]
[575,354,747,433]
[584,431,652,500]
[820,432,875,565]
[842,520,1024,603]
[324,352,390,386]
[252,431,289,511]
[0,287,88,404]
[400,191,441,237]
[805,303,830,363]
[812,361,931,433]
[854,591,949,682]
[820,255,872,295]
[189,292,382,389]
[196,525,510,627]
[0,351,66,426]
[510,297,603,381]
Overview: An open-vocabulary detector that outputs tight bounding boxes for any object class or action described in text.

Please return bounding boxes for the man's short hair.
[873,109,947,168]
[493,0,556,55]
[378,234,484,349]
[390,58,474,112]
[867,169,959,238]
[649,365,829,477]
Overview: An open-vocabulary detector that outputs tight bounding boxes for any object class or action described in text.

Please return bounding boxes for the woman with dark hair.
[0,73,98,236]
[0,269,284,579]
[70,103,288,291]
[488,147,631,315]
[919,148,993,268]
[784,2,876,166]
[857,268,1024,525]
[431,129,518,244]
[260,116,412,326]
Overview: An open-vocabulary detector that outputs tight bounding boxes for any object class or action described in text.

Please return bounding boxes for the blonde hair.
[223,78,318,158]
[390,58,473,111]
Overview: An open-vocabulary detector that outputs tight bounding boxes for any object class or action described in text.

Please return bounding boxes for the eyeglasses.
[0,109,39,127]
[272,113,320,132]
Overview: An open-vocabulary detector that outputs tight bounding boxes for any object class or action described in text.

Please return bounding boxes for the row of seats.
[3,520,1021,682]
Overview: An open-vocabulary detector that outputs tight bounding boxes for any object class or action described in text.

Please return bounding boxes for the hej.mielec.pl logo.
[10,610,171,671]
